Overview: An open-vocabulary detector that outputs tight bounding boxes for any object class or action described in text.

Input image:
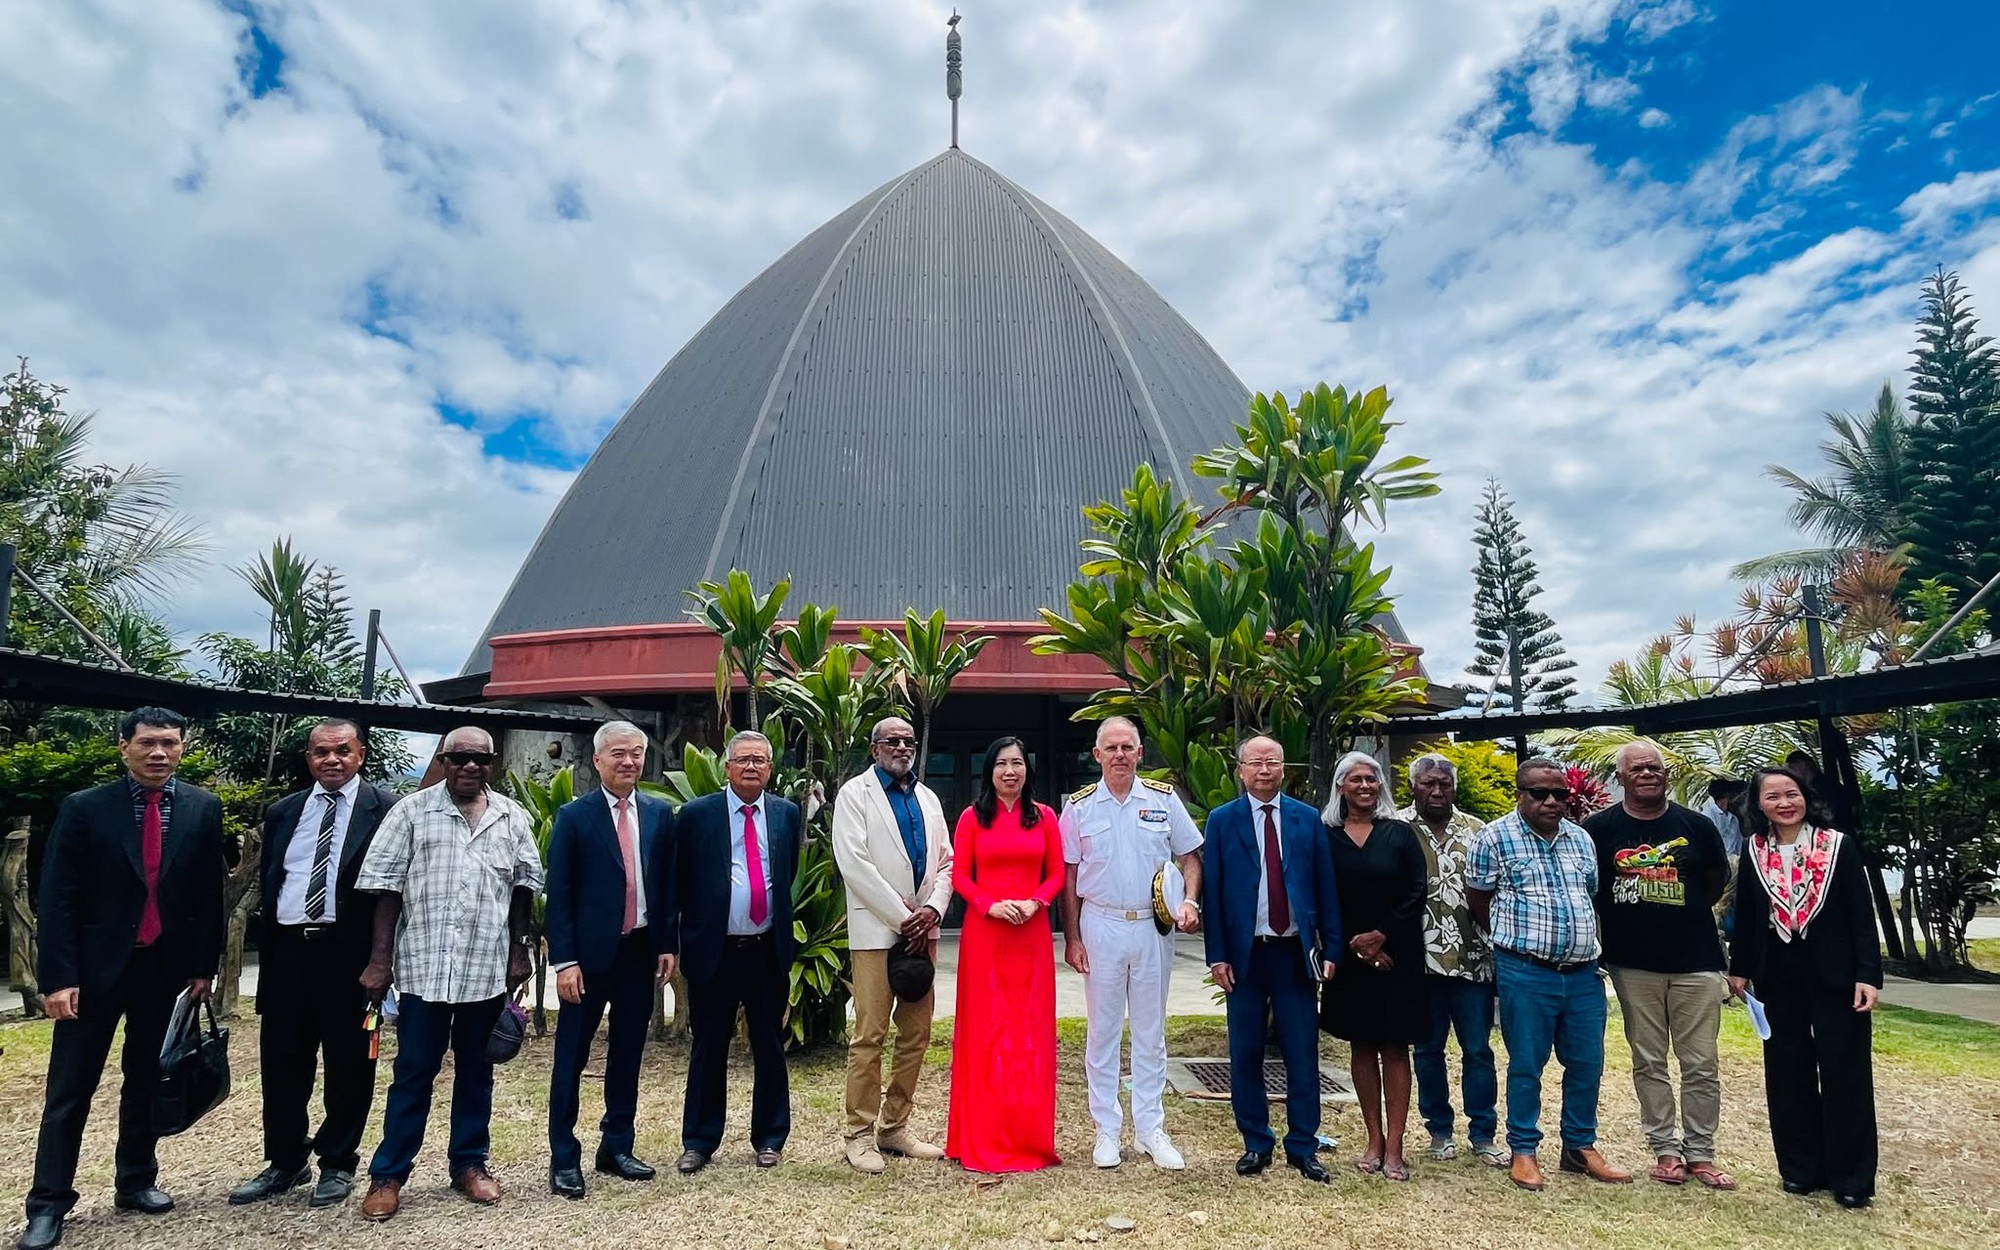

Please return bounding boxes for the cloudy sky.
[4,0,1997,698]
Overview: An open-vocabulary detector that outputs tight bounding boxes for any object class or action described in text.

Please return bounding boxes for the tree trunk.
[1897,877,1922,969]
[916,709,932,786]
[217,840,262,1017]
[531,945,549,1036]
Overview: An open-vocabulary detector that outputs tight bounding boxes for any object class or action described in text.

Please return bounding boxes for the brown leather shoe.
[1509,1153,1546,1191]
[451,1165,503,1205]
[1559,1146,1633,1183]
[359,1177,402,1222]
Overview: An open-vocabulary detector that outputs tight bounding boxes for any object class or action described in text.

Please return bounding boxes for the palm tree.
[861,609,991,782]
[1732,383,1916,581]
[1536,645,1809,802]
[685,571,790,731]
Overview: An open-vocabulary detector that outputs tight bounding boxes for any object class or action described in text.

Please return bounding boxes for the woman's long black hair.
[1742,766,1835,840]
[972,735,1041,828]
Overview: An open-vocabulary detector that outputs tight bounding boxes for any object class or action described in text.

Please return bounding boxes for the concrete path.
[5,929,1994,1025]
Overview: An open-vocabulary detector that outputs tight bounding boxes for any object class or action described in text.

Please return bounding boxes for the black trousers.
[548,928,655,1169]
[682,934,789,1154]
[27,946,179,1219]
[1759,938,1878,1198]
[257,925,377,1174]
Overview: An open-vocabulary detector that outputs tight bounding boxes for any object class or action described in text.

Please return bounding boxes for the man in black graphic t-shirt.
[1583,741,1736,1191]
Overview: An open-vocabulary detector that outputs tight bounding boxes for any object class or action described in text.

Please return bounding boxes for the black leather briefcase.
[153,990,231,1136]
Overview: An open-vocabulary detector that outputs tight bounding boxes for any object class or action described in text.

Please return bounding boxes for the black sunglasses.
[1519,785,1573,802]
[874,735,918,748]
[441,750,497,767]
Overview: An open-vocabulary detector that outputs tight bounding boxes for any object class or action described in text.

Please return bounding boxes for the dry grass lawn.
[0,1001,1994,1250]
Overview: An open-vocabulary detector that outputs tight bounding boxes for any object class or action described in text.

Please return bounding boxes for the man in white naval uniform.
[1060,716,1204,1170]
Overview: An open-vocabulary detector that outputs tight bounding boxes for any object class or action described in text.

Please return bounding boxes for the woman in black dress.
[1320,751,1428,1180]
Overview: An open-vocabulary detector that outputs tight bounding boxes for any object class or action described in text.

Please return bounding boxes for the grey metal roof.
[465,149,1304,670]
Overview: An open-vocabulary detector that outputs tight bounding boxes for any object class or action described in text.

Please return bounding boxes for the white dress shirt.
[274,774,362,925]
[1250,798,1297,939]
[726,787,775,935]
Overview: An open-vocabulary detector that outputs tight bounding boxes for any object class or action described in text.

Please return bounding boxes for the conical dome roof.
[468,148,1258,669]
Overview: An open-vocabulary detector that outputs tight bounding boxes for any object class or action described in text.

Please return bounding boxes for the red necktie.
[616,797,640,935]
[743,804,769,927]
[1263,803,1290,935]
[138,788,164,946]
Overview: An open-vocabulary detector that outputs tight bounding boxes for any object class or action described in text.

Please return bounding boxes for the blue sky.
[1,0,1996,693]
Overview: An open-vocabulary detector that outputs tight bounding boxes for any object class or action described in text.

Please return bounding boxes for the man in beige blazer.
[831,716,954,1174]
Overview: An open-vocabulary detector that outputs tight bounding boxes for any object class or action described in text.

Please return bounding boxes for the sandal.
[1354,1153,1383,1174]
[1382,1158,1411,1182]
[1647,1156,1687,1186]
[1688,1162,1738,1191]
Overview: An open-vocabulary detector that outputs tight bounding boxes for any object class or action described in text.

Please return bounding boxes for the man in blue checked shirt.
[1467,757,1632,1194]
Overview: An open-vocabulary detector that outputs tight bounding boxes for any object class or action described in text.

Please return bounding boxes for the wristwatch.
[514,934,535,948]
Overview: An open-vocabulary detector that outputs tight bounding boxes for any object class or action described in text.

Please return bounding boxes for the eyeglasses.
[1241,759,1285,770]
[441,750,496,767]
[1519,786,1573,802]
[730,755,772,767]
[874,736,918,749]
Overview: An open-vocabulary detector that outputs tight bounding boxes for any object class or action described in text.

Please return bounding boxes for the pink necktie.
[616,797,640,935]
[743,804,768,927]
[138,788,164,946]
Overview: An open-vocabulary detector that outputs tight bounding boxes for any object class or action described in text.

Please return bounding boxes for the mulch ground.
[0,1006,1993,1250]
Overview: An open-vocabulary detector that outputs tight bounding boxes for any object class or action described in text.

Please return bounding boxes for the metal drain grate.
[1181,1060,1342,1098]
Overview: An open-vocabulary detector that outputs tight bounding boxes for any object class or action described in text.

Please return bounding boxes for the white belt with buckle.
[1083,900,1148,921]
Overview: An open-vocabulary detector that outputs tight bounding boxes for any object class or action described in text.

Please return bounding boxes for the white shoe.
[1137,1132,1185,1170]
[1093,1134,1123,1168]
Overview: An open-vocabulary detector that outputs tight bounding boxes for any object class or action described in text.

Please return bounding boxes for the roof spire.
[945,11,963,149]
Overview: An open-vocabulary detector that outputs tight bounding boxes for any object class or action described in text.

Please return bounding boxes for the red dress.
[945,801,1065,1172]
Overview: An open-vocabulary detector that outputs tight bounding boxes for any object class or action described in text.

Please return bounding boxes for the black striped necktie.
[304,791,340,921]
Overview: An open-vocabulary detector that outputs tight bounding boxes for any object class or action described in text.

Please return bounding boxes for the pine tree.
[1467,478,1577,710]
[1903,268,2000,598]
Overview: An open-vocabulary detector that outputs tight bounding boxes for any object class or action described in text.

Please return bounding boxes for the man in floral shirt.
[1398,754,1504,1167]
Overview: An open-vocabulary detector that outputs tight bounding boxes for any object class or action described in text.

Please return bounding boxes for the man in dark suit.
[1202,735,1342,1184]
[545,721,675,1198]
[659,729,799,1174]
[22,707,226,1250]
[227,719,398,1210]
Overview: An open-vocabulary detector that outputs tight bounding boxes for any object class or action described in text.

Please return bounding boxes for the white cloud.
[1639,106,1671,128]
[1,0,1996,706]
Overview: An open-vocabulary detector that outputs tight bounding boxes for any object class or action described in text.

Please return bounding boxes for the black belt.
[1499,947,1592,974]
[724,932,773,949]
[273,923,338,941]
[1252,934,1300,947]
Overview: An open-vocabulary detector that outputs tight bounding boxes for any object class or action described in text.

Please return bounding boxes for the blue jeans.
[1413,973,1498,1144]
[1493,951,1606,1156]
[368,994,506,1181]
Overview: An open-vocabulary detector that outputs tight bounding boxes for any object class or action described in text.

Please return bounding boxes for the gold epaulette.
[1068,782,1099,803]
[1139,776,1175,793]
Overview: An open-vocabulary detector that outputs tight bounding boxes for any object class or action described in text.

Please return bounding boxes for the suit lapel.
[156,784,196,879]
[112,783,144,881]
[866,777,916,876]
[337,786,377,873]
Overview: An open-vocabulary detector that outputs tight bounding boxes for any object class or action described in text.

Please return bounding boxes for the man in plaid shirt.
[354,727,543,1221]
[1467,757,1630,1194]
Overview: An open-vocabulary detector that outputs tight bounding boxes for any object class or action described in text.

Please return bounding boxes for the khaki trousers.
[1608,966,1725,1162]
[844,947,934,1139]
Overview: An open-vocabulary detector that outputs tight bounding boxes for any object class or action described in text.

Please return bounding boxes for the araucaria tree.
[1466,478,1575,711]
[1904,268,2000,597]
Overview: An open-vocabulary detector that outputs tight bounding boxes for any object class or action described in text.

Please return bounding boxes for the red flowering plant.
[1563,765,1612,823]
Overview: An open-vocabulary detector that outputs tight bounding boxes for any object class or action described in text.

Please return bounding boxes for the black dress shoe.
[1287,1154,1332,1184]
[754,1146,782,1168]
[309,1169,354,1208]
[675,1150,710,1175]
[112,1188,173,1215]
[594,1150,656,1181]
[229,1164,312,1205]
[1834,1193,1872,1210]
[1235,1150,1272,1176]
[550,1166,586,1199]
[16,1214,61,1250]
[1783,1179,1823,1196]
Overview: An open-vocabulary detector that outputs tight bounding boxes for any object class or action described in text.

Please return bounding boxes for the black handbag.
[153,990,231,1136]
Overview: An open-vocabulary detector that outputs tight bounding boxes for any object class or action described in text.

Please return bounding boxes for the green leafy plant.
[860,609,991,781]
[506,764,575,1034]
